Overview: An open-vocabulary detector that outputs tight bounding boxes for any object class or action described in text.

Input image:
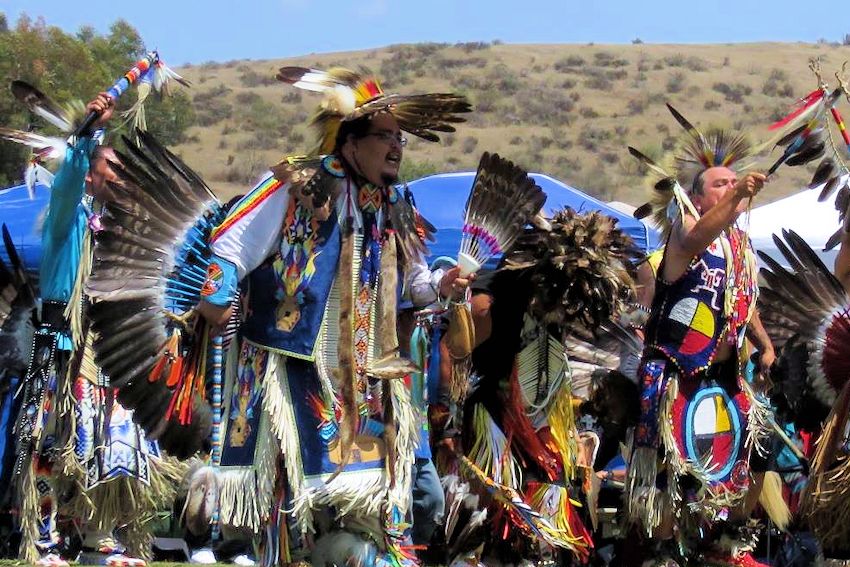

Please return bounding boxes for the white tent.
[747,175,847,270]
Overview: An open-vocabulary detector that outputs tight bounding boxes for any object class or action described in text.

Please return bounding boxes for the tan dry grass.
[171,42,850,206]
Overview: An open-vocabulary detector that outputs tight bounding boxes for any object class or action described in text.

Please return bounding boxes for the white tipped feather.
[459,152,546,275]
[0,128,67,160]
[152,61,191,93]
[10,81,75,132]
[31,106,73,132]
[291,69,344,92]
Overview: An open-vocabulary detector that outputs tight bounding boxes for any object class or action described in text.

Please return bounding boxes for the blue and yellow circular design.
[676,385,743,483]
[321,155,346,178]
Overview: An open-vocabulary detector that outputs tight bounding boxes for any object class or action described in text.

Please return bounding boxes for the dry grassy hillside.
[172,41,850,205]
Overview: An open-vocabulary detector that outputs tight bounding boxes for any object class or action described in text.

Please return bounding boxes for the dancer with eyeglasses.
[193,67,472,566]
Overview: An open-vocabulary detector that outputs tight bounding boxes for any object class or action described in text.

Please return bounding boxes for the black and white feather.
[759,229,850,408]
[85,129,226,459]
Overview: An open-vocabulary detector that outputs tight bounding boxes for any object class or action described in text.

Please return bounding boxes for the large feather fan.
[458,152,546,276]
[85,129,227,459]
[758,229,850,408]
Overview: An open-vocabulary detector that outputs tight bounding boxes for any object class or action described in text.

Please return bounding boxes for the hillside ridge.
[172,41,850,205]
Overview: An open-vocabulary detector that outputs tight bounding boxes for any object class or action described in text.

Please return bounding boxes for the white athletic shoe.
[190,547,217,564]
[232,554,256,566]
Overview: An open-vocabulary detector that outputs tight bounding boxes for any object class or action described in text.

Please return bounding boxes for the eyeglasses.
[364,132,407,147]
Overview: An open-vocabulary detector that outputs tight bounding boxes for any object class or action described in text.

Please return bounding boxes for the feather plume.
[121,60,191,137]
[502,208,637,337]
[0,128,67,161]
[628,106,751,235]
[458,152,546,276]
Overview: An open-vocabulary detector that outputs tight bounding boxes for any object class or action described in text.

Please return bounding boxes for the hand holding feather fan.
[457,152,546,276]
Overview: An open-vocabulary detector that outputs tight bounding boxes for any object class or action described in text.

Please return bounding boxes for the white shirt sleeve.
[211,172,290,281]
[405,252,444,308]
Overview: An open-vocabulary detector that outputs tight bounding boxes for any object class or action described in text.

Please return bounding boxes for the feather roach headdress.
[276,66,472,155]
[631,103,753,236]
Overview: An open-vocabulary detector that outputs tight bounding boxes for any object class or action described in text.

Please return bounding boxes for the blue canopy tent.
[1,171,661,283]
[0,182,50,284]
[403,171,661,268]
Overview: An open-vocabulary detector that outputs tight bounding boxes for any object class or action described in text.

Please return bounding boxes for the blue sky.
[1,0,849,65]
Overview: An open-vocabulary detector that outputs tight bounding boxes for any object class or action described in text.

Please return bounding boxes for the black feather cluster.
[502,208,637,337]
